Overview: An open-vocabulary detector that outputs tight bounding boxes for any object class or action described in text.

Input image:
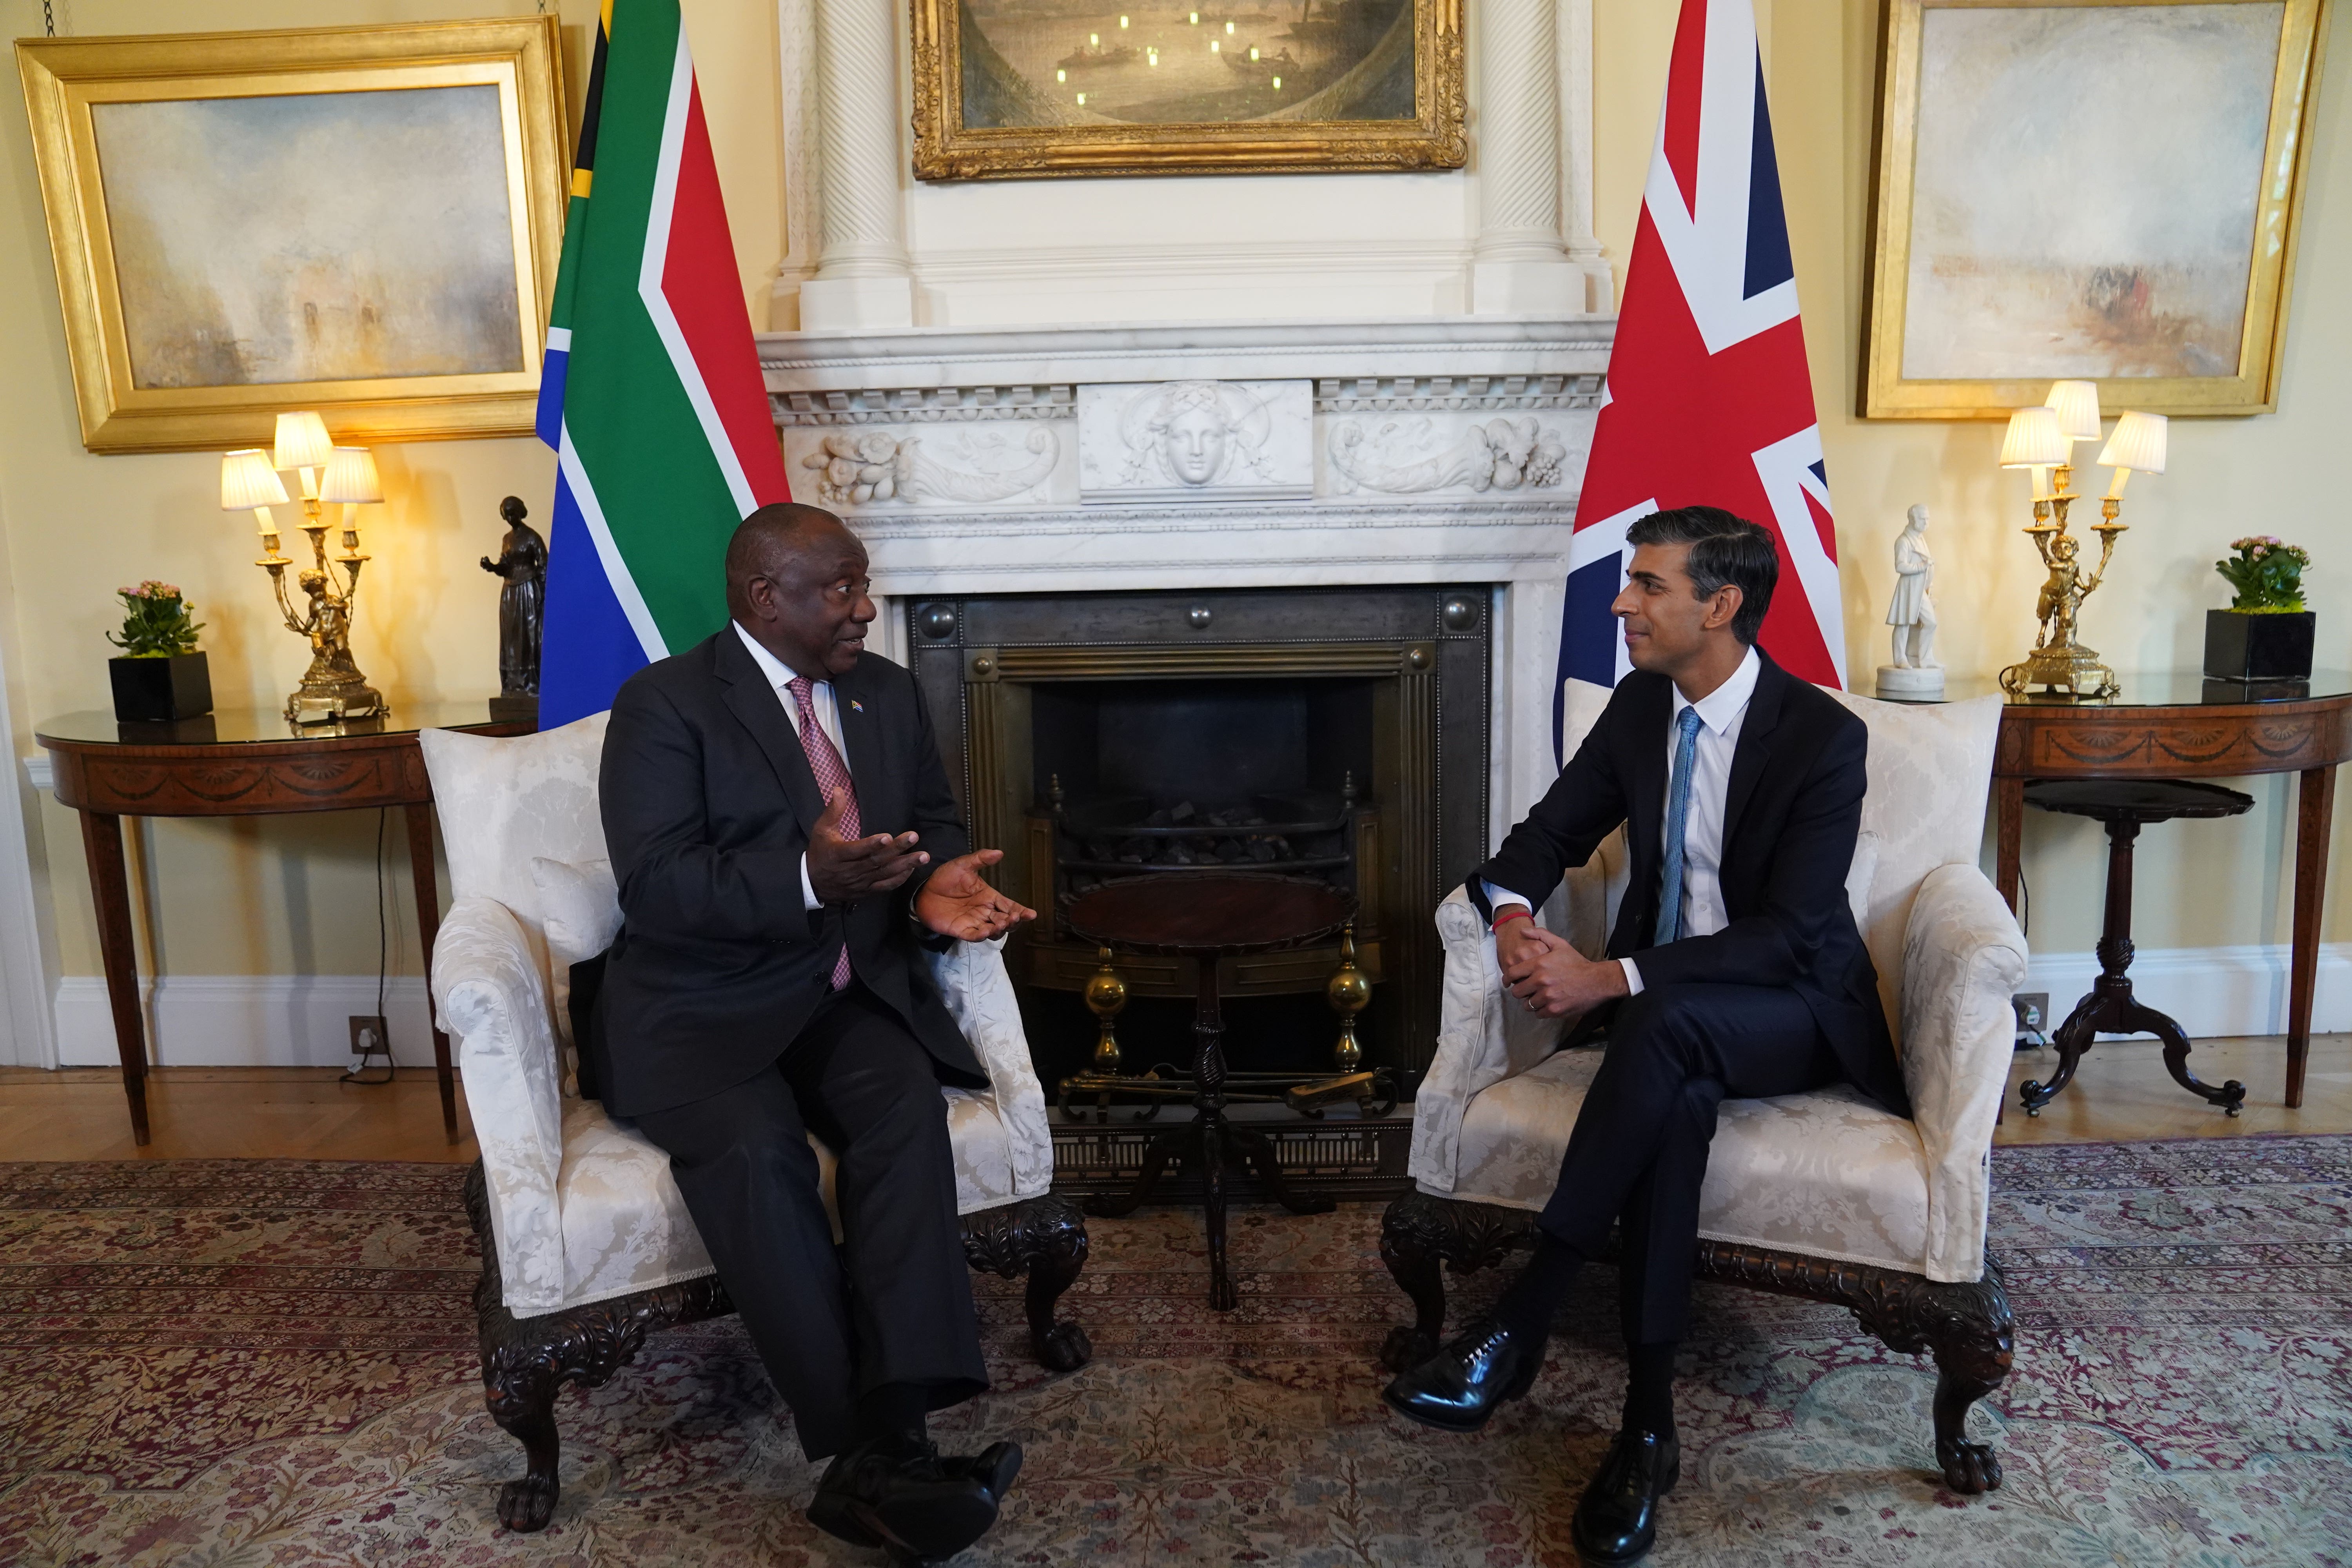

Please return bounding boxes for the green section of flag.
[555,0,739,653]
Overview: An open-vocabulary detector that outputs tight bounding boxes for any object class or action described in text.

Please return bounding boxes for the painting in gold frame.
[911,0,1464,181]
[1862,0,2328,419]
[16,18,568,454]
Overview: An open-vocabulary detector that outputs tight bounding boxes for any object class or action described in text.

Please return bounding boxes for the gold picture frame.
[911,0,1464,181]
[16,18,568,454]
[1862,0,2328,419]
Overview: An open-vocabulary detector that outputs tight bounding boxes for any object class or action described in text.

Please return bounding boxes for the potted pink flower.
[106,581,212,722]
[2204,537,2315,682]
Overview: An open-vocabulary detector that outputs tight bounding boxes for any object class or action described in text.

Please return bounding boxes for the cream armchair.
[419,715,1090,1534]
[1384,684,2027,1494]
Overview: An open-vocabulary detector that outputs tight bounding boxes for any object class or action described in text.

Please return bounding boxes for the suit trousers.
[632,984,988,1461]
[1538,982,1845,1345]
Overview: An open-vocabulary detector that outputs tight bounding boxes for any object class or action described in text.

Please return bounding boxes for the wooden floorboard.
[1,1034,2344,1162]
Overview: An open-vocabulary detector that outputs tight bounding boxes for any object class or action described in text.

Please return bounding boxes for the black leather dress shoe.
[1570,1426,1680,1563]
[1380,1319,1545,1433]
[806,1435,1003,1562]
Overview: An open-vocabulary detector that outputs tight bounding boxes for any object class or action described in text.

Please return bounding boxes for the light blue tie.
[1654,706,1704,946]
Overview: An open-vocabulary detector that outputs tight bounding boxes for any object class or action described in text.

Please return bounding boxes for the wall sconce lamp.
[1996,380,2168,701]
[218,411,388,725]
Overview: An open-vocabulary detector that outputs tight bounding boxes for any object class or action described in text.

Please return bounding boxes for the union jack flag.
[1556,0,1844,759]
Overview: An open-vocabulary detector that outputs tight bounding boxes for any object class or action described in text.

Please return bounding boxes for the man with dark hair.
[1383,505,1907,1563]
[592,502,1036,1561]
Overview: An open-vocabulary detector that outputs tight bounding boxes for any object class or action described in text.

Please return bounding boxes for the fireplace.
[907,584,1491,1093]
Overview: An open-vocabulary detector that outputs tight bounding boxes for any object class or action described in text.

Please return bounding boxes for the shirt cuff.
[1618,957,1644,996]
[800,852,822,912]
[1480,879,1532,921]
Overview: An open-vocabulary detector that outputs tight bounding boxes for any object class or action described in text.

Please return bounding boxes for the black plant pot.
[109,652,212,723]
[2203,609,2316,682]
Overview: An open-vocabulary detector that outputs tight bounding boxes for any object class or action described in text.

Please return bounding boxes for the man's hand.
[806,791,931,903]
[914,849,1038,942]
[1495,916,1628,1020]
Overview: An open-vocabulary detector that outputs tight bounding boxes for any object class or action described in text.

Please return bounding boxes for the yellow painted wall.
[0,0,784,988]
[1595,0,2348,958]
[0,0,2341,1003]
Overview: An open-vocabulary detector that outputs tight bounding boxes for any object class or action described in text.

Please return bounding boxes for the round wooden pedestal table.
[1065,873,1354,1310]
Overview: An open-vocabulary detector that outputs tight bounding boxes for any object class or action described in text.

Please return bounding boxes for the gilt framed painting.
[16,18,568,453]
[910,0,1465,180]
[1862,0,2328,419]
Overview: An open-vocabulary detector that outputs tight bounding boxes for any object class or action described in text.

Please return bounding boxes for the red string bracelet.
[1490,907,1534,931]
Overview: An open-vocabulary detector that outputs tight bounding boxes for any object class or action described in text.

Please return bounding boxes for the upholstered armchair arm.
[1899,862,2030,1283]
[432,895,568,1310]
[1409,886,1575,1192]
[927,934,1052,1200]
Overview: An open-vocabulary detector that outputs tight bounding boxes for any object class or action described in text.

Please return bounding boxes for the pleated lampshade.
[1998,407,2068,469]
[2097,410,2169,475]
[2046,380,2103,445]
[320,446,383,505]
[220,449,289,511]
[272,411,334,472]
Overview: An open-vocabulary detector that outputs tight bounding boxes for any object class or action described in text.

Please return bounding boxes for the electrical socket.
[2011,993,2048,1035]
[348,1014,390,1056]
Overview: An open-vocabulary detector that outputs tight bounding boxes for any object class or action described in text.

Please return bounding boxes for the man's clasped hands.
[1492,914,1631,1021]
[804,790,1037,943]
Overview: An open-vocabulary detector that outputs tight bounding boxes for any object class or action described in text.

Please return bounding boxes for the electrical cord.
[341,809,395,1085]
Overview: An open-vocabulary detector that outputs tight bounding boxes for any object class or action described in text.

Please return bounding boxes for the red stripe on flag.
[1660,0,1709,218]
[661,82,791,506]
[1574,210,1838,686]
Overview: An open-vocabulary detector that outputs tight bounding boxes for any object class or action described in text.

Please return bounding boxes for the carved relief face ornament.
[1118,379,1273,488]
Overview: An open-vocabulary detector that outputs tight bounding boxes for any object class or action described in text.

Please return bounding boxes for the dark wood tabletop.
[1064,875,1356,956]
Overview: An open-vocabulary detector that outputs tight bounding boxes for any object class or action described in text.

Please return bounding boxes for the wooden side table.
[35,705,530,1145]
[1968,672,2352,1109]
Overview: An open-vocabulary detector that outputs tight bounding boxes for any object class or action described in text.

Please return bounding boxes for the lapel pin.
[849,699,864,714]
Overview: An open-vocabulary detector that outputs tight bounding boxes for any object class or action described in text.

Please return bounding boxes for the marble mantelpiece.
[757,315,1616,840]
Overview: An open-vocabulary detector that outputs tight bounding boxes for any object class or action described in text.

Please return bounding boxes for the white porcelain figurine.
[1877,503,1944,698]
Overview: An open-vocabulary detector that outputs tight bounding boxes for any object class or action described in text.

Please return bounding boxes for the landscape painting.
[91,85,525,390]
[1862,0,2323,417]
[911,0,1463,180]
[958,0,1416,127]
[18,18,566,450]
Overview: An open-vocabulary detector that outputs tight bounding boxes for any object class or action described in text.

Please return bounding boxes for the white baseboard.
[37,941,2350,1073]
[2020,941,2352,1040]
[53,975,442,1069]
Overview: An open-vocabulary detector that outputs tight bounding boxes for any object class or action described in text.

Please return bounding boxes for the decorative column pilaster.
[799,0,916,330]
[1470,0,1586,315]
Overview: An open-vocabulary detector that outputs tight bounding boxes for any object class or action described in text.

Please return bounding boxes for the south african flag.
[535,0,790,727]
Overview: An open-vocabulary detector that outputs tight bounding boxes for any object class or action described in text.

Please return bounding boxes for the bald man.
[590,503,1035,1561]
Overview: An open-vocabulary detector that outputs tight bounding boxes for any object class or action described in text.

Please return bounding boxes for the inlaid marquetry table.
[1904,672,2352,1110]
[35,705,531,1145]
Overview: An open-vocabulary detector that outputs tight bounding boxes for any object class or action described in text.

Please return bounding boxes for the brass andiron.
[1083,945,1128,1075]
[220,412,387,725]
[1994,392,2168,702]
[1326,921,1370,1072]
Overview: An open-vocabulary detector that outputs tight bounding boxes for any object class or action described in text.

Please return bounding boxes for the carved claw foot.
[497,1471,561,1533]
[1034,1320,1093,1373]
[963,1194,1094,1373]
[1377,1192,1541,1374]
[1937,1434,2004,1495]
[1379,1324,1438,1374]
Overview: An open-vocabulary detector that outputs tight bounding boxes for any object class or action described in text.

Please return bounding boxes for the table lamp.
[1995,386,2167,701]
[219,412,387,725]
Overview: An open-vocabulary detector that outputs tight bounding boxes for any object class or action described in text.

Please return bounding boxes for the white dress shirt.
[733,622,848,912]
[1488,644,1760,994]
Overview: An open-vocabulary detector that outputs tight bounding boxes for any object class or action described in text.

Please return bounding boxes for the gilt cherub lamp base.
[2000,643,2118,702]
[285,654,386,726]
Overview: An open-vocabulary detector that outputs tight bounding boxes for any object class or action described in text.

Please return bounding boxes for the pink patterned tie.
[788,677,858,990]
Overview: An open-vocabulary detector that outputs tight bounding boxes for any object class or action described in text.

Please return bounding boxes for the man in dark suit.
[1383,506,1907,1564]
[593,502,1036,1563]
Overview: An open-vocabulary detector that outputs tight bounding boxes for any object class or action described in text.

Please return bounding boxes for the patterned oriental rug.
[2,1138,2348,1567]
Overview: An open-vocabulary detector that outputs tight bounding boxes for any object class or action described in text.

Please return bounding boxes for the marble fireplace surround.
[757,315,1615,838]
